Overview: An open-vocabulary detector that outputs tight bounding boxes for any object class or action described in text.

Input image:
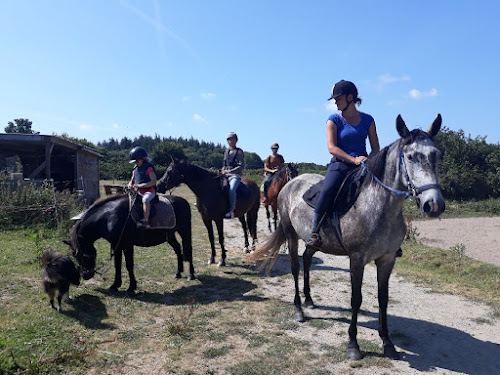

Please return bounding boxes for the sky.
[1,0,499,165]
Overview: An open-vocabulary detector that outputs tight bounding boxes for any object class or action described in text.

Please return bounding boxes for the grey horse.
[248,114,445,360]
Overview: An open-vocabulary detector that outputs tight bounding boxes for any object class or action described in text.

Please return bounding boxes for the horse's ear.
[426,113,442,138]
[396,115,410,138]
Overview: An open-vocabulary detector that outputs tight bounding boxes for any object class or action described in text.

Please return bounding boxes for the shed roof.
[0,133,102,157]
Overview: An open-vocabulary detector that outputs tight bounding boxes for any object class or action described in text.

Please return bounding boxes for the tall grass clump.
[0,177,84,229]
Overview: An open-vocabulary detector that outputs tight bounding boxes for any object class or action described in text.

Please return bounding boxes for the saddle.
[220,175,251,202]
[130,194,176,229]
[303,166,367,217]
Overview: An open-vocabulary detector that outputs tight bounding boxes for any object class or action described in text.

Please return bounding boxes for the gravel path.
[224,206,500,375]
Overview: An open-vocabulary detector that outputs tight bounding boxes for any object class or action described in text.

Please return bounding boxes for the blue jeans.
[262,173,273,198]
[228,175,241,211]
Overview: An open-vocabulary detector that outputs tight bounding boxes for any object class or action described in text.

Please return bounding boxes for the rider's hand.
[353,156,368,165]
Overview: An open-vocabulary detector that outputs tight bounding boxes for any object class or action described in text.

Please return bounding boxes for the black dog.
[42,250,80,311]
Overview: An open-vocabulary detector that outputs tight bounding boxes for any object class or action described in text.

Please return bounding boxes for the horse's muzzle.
[81,268,95,280]
[418,196,445,218]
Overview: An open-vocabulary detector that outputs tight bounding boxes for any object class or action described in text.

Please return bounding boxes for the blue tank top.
[328,112,374,157]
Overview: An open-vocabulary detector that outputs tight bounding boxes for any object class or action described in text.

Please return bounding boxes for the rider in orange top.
[262,142,285,203]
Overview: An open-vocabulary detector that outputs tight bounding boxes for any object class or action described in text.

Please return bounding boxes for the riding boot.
[306,212,323,247]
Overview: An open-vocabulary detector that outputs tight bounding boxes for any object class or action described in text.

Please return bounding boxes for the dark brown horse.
[261,163,299,232]
[66,194,195,294]
[157,159,260,266]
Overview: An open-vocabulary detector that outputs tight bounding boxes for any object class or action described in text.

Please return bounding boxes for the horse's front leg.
[375,256,399,359]
[303,245,317,309]
[215,219,226,267]
[238,216,250,253]
[123,245,137,294]
[203,217,216,264]
[347,254,365,360]
[109,246,122,292]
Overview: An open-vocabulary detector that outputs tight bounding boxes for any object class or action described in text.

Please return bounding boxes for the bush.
[0,179,84,229]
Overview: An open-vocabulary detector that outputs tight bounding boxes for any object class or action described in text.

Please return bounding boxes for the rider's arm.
[367,122,380,158]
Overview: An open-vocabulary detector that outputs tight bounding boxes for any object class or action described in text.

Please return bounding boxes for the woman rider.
[306,80,380,247]
[221,132,245,219]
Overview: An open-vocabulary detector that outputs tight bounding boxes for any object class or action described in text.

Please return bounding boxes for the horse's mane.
[270,165,289,183]
[365,128,432,185]
[178,160,219,180]
[70,194,126,247]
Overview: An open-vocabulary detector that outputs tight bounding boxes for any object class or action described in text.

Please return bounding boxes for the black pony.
[67,194,195,293]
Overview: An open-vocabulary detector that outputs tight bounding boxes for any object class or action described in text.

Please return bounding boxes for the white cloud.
[201,92,215,100]
[182,96,190,102]
[193,114,208,124]
[112,123,120,129]
[378,73,411,86]
[409,88,438,99]
[325,101,338,112]
[79,124,91,130]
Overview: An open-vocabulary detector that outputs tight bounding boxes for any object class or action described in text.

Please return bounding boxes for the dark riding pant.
[312,160,356,231]
[262,172,273,199]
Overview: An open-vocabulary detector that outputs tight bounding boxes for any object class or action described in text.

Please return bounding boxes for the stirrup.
[306,233,322,247]
[137,219,150,228]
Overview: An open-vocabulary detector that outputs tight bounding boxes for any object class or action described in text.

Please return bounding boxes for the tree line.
[3,118,500,200]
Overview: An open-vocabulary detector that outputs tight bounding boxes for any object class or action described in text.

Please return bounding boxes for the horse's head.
[64,222,97,280]
[397,114,445,217]
[157,158,184,193]
[286,163,299,180]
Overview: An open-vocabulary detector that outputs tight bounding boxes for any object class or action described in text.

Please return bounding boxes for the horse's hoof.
[108,287,119,294]
[244,247,251,254]
[208,258,215,265]
[383,344,400,360]
[304,300,316,309]
[187,274,196,281]
[174,273,182,279]
[126,289,136,297]
[218,260,226,267]
[294,311,305,322]
[347,346,363,360]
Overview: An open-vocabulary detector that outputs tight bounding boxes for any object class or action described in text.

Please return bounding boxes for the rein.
[361,148,440,199]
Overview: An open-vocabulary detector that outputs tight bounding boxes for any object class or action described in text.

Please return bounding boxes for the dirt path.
[224,206,500,375]
[412,217,500,266]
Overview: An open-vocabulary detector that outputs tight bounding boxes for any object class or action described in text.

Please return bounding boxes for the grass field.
[1,185,499,374]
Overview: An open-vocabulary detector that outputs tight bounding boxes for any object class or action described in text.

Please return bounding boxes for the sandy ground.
[224,205,500,375]
[412,217,500,266]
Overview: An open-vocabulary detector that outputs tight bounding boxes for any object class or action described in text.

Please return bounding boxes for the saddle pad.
[302,166,366,217]
[149,195,176,229]
[131,195,176,229]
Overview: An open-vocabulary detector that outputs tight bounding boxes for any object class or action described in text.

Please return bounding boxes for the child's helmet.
[129,146,148,163]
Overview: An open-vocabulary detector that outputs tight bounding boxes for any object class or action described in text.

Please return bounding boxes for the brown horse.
[157,159,260,266]
[261,163,299,232]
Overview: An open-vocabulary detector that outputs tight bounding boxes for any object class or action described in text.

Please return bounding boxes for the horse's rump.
[131,194,176,229]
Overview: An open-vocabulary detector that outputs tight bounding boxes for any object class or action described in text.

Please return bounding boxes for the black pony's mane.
[70,194,126,249]
[364,128,431,185]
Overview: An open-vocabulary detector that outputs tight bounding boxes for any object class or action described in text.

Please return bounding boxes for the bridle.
[362,147,440,199]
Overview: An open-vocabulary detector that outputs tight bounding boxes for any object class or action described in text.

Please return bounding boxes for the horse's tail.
[246,220,286,273]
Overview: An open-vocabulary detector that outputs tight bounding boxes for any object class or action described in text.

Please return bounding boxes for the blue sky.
[1,0,498,165]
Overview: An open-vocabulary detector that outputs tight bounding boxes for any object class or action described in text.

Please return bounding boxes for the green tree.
[5,118,37,134]
[151,142,186,168]
[244,152,264,169]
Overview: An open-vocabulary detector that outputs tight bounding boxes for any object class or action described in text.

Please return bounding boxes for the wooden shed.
[0,133,101,204]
